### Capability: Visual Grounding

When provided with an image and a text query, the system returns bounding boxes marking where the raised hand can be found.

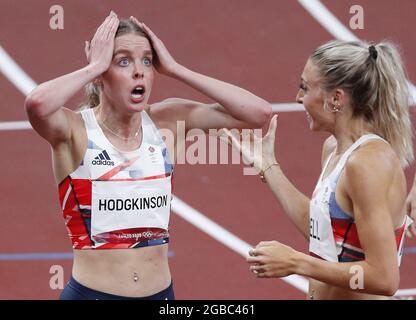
[129,16,180,76]
[222,115,278,172]
[85,11,119,73]
[246,240,297,278]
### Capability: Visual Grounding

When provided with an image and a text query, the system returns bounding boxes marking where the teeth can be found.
[131,93,143,99]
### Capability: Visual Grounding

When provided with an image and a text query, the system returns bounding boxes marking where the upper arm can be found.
[344,146,399,271]
[149,98,263,133]
[25,96,73,147]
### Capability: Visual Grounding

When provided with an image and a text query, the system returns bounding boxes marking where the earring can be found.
[332,103,341,112]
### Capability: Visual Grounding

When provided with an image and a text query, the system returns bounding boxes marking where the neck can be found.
[96,101,143,141]
[332,116,374,155]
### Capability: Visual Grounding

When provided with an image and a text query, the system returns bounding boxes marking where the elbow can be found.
[380,276,400,297]
[251,102,272,128]
[373,272,400,297]
[24,89,46,118]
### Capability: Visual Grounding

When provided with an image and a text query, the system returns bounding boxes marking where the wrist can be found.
[259,158,279,183]
[292,251,310,277]
[85,62,107,77]
[168,63,187,78]
[261,157,278,171]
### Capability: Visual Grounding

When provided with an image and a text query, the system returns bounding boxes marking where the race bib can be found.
[91,177,171,245]
[309,182,339,262]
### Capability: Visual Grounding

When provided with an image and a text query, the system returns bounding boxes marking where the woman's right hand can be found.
[222,115,278,173]
[85,11,119,73]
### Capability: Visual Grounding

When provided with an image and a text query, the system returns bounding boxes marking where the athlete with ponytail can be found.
[225,40,413,299]
[24,11,271,299]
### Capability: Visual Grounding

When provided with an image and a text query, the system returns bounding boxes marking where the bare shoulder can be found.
[321,135,337,167]
[345,140,400,188]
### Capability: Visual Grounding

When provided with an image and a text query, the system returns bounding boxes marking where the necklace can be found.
[98,112,141,141]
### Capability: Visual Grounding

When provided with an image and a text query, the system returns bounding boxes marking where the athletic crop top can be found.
[309,134,412,264]
[58,108,173,249]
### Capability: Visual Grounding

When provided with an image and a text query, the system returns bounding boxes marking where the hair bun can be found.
[369,45,378,60]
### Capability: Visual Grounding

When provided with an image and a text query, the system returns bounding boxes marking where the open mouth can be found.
[131,86,145,100]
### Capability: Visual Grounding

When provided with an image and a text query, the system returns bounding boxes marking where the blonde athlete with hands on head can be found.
[25,11,271,300]
[224,40,413,300]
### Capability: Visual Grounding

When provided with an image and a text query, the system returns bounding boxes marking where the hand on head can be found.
[85,11,120,73]
[128,15,179,76]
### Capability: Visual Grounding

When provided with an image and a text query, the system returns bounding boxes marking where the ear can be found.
[93,76,103,87]
[331,88,346,106]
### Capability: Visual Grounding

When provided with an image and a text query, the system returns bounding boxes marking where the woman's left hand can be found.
[247,240,298,278]
[129,16,180,76]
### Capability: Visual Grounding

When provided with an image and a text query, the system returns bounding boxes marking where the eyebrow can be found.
[301,77,310,85]
[113,49,153,56]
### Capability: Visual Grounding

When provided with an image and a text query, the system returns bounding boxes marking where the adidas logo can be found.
[92,150,115,166]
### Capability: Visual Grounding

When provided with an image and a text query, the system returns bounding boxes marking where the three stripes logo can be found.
[92,150,115,166]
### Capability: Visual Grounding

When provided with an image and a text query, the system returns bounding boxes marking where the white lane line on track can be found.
[0,103,304,131]
[0,121,32,130]
[172,196,309,293]
[0,46,36,96]
[297,0,416,104]
[395,288,416,297]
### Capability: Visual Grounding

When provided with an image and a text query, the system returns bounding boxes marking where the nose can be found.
[133,64,144,79]
[296,89,303,104]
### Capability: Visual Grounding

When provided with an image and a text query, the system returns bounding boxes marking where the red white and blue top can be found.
[58,108,173,249]
[309,134,412,264]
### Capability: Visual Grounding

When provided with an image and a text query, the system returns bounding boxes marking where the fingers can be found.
[246,255,262,264]
[256,240,279,248]
[249,265,270,278]
[84,41,91,62]
[92,11,117,45]
[222,128,243,152]
[140,22,155,37]
[108,15,120,40]
[129,16,140,26]
[103,13,118,41]
[265,114,278,138]
[85,40,90,54]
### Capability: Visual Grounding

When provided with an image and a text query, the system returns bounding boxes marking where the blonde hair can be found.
[82,19,153,109]
[310,40,413,167]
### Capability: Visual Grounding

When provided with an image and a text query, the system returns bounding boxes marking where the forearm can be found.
[171,65,271,127]
[294,251,398,296]
[25,63,104,118]
[263,163,310,238]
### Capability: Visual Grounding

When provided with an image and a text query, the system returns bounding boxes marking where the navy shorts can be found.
[60,276,175,300]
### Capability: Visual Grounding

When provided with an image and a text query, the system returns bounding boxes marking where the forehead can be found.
[302,59,320,83]
[114,34,152,54]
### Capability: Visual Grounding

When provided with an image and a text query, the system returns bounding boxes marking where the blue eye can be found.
[143,57,152,66]
[119,58,129,66]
